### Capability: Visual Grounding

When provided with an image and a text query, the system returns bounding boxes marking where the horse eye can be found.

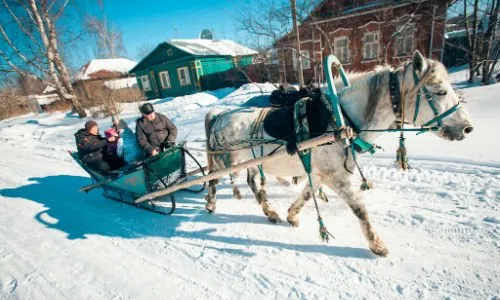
[435,90,447,96]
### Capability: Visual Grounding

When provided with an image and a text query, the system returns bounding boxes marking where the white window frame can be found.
[334,37,350,63]
[159,71,171,89]
[140,75,151,91]
[177,66,191,86]
[292,50,311,71]
[394,25,415,56]
[363,31,379,60]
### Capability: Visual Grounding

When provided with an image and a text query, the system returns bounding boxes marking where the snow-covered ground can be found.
[0,75,499,299]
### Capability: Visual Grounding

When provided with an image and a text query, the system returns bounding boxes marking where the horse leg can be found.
[326,175,388,257]
[246,168,281,223]
[286,175,321,227]
[205,179,218,213]
[230,173,242,200]
[205,154,224,213]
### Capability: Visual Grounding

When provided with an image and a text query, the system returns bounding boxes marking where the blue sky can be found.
[103,0,247,61]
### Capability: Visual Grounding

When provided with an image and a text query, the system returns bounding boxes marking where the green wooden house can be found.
[129,39,257,99]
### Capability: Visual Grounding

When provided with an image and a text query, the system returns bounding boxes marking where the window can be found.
[292,50,311,71]
[177,67,191,86]
[140,75,151,91]
[363,32,379,60]
[394,25,414,56]
[334,37,349,63]
[159,71,171,89]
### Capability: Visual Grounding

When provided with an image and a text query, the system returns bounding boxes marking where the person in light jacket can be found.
[113,119,144,164]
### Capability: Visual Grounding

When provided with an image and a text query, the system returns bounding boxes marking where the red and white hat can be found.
[104,128,119,138]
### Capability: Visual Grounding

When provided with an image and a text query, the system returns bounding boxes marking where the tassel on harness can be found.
[395,132,410,170]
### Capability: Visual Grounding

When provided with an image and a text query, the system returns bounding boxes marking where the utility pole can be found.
[290,0,304,88]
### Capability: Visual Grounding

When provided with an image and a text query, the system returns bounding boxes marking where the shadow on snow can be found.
[0,174,374,259]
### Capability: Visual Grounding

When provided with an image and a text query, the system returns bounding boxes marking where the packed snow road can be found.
[0,82,499,299]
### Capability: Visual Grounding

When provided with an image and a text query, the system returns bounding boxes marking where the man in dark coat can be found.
[75,120,122,173]
[136,103,177,156]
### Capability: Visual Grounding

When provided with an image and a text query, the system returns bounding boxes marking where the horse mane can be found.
[335,65,393,125]
[365,67,392,124]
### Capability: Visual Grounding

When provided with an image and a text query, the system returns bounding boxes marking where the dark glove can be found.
[286,140,298,156]
[160,141,175,152]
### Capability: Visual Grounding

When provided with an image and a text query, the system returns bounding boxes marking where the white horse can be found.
[204,51,473,256]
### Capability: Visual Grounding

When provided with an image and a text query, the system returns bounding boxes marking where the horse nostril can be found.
[463,126,473,134]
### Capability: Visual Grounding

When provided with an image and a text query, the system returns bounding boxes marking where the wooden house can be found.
[277,0,449,83]
[73,58,139,106]
[129,39,258,99]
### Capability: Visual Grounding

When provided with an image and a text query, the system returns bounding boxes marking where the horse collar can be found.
[389,72,402,119]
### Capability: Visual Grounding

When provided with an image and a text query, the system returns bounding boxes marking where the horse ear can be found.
[412,50,427,74]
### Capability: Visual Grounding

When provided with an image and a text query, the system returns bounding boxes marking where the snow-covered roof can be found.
[167,39,258,57]
[445,29,468,39]
[27,94,60,105]
[74,58,137,81]
[42,85,56,94]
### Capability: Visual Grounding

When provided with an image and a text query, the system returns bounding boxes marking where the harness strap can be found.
[293,97,334,241]
[389,72,403,118]
[250,108,270,183]
[413,89,421,124]
[423,102,462,127]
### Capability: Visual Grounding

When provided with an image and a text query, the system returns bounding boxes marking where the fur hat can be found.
[85,120,98,131]
[140,103,154,115]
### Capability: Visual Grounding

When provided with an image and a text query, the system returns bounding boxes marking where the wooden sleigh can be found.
[70,55,349,215]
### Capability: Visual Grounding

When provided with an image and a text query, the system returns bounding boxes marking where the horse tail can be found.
[205,108,221,174]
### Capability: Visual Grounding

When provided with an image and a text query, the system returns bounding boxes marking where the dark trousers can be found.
[85,155,125,174]
[105,153,126,170]
[86,160,112,173]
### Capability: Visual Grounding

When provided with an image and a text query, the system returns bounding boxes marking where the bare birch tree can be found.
[86,16,127,59]
[290,0,305,87]
[0,0,87,117]
[136,43,154,61]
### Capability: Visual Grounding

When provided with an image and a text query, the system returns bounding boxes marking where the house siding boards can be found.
[277,0,448,83]
[200,57,235,75]
[131,40,256,99]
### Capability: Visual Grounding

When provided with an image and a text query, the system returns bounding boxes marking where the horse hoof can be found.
[287,217,299,227]
[369,238,389,257]
[206,203,216,213]
[266,211,281,224]
[370,246,389,257]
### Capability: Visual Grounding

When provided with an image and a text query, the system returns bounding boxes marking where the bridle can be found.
[392,62,463,130]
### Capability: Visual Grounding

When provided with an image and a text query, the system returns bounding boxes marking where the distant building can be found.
[27,84,67,113]
[443,14,500,68]
[129,39,258,99]
[73,58,139,105]
[74,58,137,81]
[276,0,448,83]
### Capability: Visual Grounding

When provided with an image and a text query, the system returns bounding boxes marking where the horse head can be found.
[402,50,473,141]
